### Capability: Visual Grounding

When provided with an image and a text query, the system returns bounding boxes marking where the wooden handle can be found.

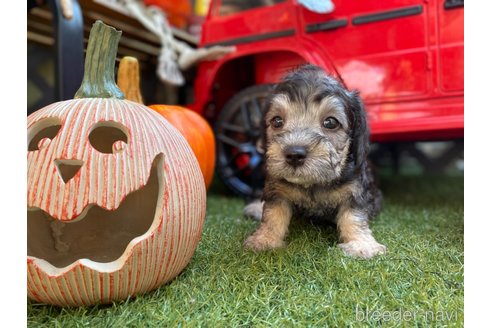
[117,56,144,104]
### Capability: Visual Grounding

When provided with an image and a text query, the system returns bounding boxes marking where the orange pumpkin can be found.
[116,57,216,190]
[149,105,216,189]
[143,0,192,29]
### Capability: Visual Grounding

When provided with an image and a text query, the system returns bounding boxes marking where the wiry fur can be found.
[243,65,386,259]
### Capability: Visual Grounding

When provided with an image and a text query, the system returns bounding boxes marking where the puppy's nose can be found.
[285,146,307,167]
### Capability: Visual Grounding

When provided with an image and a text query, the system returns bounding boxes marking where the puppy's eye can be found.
[323,117,340,130]
[271,116,284,129]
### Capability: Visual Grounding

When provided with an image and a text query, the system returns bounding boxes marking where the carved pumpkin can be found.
[27,21,206,307]
[149,105,216,189]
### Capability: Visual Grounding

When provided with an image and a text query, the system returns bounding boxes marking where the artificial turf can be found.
[27,174,464,327]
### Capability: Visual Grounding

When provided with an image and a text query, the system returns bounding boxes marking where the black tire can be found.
[215,84,273,199]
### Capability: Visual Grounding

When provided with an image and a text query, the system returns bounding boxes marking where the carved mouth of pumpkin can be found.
[27,154,164,269]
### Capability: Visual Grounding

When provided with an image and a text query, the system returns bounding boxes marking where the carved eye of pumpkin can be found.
[88,121,129,154]
[28,117,62,151]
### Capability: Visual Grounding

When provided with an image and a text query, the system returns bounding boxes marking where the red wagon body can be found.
[189,0,464,197]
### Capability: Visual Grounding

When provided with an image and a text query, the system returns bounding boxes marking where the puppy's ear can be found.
[348,91,370,170]
[260,91,277,153]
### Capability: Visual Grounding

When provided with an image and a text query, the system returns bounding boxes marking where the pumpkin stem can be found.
[74,20,124,99]
[117,56,144,104]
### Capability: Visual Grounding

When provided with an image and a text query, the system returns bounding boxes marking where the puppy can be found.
[243,65,386,259]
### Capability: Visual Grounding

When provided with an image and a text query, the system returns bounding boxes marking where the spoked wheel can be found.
[215,84,273,199]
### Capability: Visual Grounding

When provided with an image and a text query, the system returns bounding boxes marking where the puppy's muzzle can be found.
[284,145,308,167]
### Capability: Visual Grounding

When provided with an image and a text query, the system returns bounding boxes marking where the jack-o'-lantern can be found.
[27,21,206,307]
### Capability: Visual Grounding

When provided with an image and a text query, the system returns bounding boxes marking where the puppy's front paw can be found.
[243,233,286,251]
[338,240,387,259]
[243,200,263,221]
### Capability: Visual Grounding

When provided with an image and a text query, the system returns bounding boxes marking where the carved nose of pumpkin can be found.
[55,159,84,183]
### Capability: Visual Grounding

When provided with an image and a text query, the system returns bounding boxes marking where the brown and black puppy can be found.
[243,64,386,259]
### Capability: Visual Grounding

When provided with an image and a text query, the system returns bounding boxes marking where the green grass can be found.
[28,174,464,327]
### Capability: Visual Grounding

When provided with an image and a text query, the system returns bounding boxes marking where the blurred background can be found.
[27,0,464,198]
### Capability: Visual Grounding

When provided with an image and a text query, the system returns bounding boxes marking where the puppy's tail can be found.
[243,200,263,221]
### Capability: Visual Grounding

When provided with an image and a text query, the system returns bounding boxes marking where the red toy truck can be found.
[189,0,464,198]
